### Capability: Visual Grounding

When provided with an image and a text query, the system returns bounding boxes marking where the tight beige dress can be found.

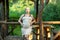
[21,14,34,36]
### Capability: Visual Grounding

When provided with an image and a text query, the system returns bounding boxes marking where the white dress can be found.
[21,15,33,35]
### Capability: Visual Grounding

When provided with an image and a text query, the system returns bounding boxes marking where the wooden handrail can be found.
[43,21,60,24]
[0,21,60,24]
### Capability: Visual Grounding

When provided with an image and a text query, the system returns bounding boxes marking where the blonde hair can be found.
[25,7,30,10]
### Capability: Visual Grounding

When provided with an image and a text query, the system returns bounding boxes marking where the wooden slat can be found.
[53,32,60,40]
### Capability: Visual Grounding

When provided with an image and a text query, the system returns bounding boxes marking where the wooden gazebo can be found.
[0,0,60,40]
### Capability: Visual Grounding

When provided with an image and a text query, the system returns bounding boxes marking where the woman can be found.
[18,7,35,40]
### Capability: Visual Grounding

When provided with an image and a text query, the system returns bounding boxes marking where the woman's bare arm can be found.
[31,15,36,24]
[18,14,24,25]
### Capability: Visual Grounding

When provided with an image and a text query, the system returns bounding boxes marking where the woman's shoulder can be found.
[30,14,33,17]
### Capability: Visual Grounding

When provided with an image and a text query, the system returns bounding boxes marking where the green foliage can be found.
[42,3,60,21]
[9,0,35,19]
[9,25,22,36]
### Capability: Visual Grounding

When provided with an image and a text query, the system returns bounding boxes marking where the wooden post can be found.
[38,0,44,40]
[36,27,40,40]
[0,1,4,40]
[36,0,38,21]
[46,27,51,40]
[1,0,9,39]
[4,0,9,36]
[0,0,6,40]
[35,0,39,40]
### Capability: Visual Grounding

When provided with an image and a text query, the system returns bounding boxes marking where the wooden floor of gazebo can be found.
[0,35,36,40]
[4,36,23,40]
[4,36,36,40]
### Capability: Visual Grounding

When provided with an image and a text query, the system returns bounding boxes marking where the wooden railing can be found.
[0,21,60,24]
[0,21,60,40]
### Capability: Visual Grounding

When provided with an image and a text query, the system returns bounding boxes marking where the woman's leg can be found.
[29,33,33,40]
[25,35,29,40]
[22,35,27,40]
[25,34,33,40]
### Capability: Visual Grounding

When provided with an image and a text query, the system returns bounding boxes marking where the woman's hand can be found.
[20,23,24,26]
[30,21,35,26]
[30,22,33,26]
